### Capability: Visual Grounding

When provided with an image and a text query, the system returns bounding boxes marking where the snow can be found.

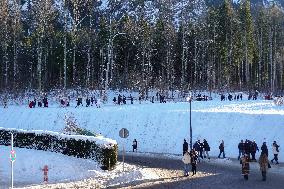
[0,127,117,148]
[0,96,283,187]
[0,145,158,189]
[0,99,283,162]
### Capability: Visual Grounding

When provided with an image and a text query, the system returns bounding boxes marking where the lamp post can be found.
[186,95,193,149]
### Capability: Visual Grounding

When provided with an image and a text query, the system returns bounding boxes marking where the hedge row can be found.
[0,128,117,170]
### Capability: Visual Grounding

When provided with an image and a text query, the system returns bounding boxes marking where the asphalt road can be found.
[117,154,284,189]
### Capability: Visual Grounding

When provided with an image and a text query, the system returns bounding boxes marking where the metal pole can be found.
[190,99,192,149]
[123,142,125,172]
[11,133,14,189]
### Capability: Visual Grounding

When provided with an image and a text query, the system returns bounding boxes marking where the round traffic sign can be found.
[119,128,129,138]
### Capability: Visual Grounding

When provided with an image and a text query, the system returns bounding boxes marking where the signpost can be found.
[119,128,129,172]
[42,165,49,183]
[10,133,16,189]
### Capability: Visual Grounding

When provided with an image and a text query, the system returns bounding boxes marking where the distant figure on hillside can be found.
[132,139,138,152]
[240,94,243,100]
[240,154,250,180]
[183,139,189,155]
[113,97,117,104]
[33,98,36,108]
[221,94,225,101]
[96,98,101,108]
[91,97,94,106]
[218,140,225,158]
[151,96,154,103]
[38,101,42,107]
[3,97,8,108]
[259,152,270,181]
[43,97,48,108]
[130,95,133,104]
[118,94,122,105]
[76,97,83,108]
[123,95,127,104]
[271,141,280,164]
[86,97,91,107]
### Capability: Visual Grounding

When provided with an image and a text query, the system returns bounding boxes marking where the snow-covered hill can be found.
[0,99,283,162]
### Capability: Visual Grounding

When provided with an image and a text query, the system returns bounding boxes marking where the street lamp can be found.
[186,94,193,149]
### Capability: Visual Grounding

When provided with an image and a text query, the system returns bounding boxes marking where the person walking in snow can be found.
[240,154,250,180]
[86,97,91,107]
[244,139,251,160]
[203,139,210,159]
[238,140,245,160]
[190,149,198,176]
[259,152,270,181]
[183,139,188,155]
[251,140,259,162]
[197,140,204,159]
[130,94,133,104]
[218,140,225,158]
[271,141,280,164]
[261,142,269,157]
[182,151,191,177]
[132,139,137,152]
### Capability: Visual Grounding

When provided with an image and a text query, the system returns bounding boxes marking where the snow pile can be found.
[0,146,158,189]
[0,127,117,148]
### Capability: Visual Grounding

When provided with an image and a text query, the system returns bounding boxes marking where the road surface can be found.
[116,153,284,189]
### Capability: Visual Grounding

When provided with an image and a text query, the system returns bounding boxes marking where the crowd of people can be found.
[28,96,49,108]
[182,139,280,181]
[220,93,243,101]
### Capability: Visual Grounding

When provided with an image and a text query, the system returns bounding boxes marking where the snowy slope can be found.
[0,99,283,162]
[0,146,158,189]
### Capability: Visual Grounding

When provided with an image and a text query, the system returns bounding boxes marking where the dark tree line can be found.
[0,0,283,96]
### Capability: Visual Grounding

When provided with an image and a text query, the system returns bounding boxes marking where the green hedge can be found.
[0,128,117,170]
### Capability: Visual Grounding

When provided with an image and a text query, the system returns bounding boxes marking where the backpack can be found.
[276,145,279,152]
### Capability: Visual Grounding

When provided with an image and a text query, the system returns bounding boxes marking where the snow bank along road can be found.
[117,153,284,189]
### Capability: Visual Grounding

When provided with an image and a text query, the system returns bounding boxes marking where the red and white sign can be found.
[42,165,49,183]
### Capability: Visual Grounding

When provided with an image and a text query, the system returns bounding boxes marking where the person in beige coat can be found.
[259,152,270,181]
[182,151,191,176]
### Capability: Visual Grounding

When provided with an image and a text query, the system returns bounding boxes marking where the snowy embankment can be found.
[0,99,283,162]
[0,145,158,189]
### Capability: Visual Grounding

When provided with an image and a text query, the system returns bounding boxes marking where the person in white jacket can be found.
[271,141,280,164]
[182,151,191,176]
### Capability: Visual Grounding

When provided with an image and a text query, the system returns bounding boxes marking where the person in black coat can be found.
[86,97,91,107]
[251,141,259,161]
[118,94,122,105]
[244,140,251,160]
[238,140,245,160]
[261,142,269,157]
[190,149,198,176]
[132,139,138,152]
[218,140,225,158]
[203,139,210,159]
[183,139,189,155]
